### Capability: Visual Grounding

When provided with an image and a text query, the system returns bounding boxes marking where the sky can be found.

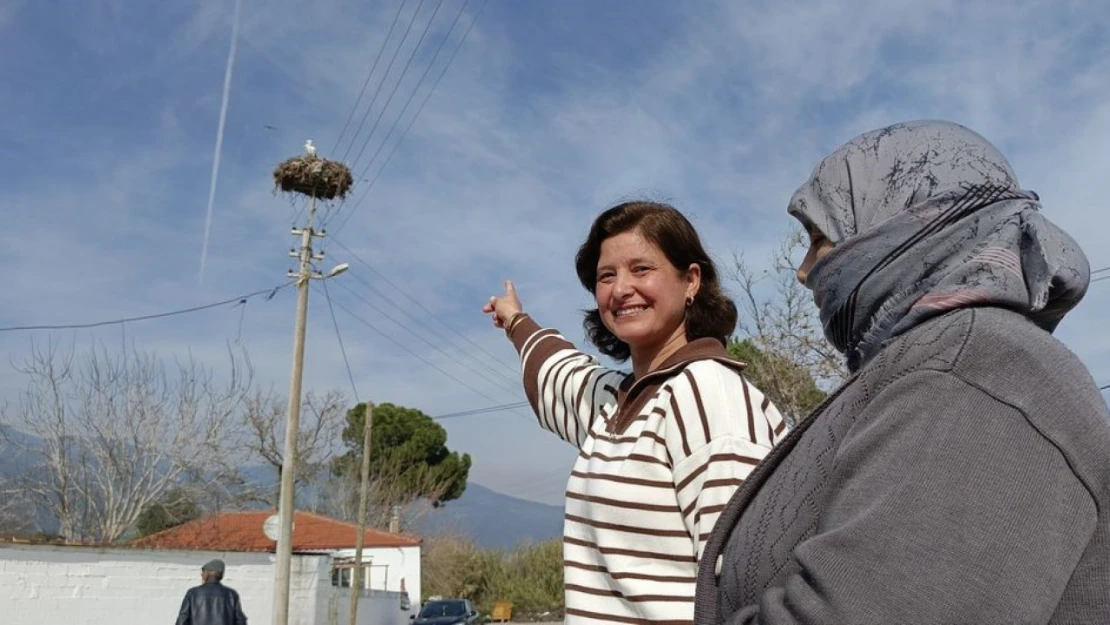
[1,0,1109,506]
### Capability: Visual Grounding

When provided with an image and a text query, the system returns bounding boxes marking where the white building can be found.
[132,510,421,601]
[0,510,422,625]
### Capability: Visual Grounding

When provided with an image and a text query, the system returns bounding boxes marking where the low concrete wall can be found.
[322,588,416,625]
[0,543,414,625]
[0,543,328,625]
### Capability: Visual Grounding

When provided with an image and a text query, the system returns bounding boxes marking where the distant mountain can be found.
[0,426,563,548]
[415,482,563,550]
[181,466,566,550]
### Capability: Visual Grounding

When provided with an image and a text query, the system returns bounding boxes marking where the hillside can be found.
[414,482,563,550]
[0,426,563,548]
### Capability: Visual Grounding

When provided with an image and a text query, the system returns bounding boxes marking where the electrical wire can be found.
[322,285,513,405]
[336,264,518,385]
[341,0,463,184]
[0,283,292,333]
[348,0,447,172]
[328,0,488,238]
[330,0,410,156]
[339,0,429,163]
[341,274,520,385]
[321,277,361,403]
[329,236,519,377]
[327,0,471,225]
[330,278,519,394]
[323,287,535,425]
[432,401,530,420]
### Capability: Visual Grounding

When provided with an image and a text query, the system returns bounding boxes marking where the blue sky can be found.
[1,0,1109,506]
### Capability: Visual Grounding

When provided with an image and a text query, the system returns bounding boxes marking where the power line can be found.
[432,401,530,420]
[339,269,520,386]
[348,0,447,172]
[322,285,535,425]
[344,0,470,180]
[339,0,467,199]
[326,0,488,237]
[330,278,519,395]
[330,0,410,156]
[341,0,473,191]
[0,283,291,333]
[1093,275,1110,284]
[328,236,519,377]
[1092,267,1109,275]
[332,253,519,385]
[339,0,429,164]
[329,0,488,238]
[323,286,511,405]
[321,277,360,403]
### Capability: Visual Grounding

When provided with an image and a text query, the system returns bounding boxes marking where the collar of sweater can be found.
[608,337,747,434]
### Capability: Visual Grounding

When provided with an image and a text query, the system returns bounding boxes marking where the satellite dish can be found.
[263,514,289,542]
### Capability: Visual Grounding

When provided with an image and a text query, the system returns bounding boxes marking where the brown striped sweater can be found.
[509,317,786,625]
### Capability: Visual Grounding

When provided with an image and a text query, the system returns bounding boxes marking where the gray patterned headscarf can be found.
[789,120,1090,372]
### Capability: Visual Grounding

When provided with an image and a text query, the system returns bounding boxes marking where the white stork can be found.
[304,139,317,157]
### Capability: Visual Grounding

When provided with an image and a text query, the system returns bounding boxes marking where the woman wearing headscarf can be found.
[694,121,1110,625]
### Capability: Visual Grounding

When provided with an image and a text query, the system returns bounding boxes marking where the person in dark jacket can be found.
[176,559,248,625]
[695,120,1110,624]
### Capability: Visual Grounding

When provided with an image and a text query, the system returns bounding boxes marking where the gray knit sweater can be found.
[694,307,1110,625]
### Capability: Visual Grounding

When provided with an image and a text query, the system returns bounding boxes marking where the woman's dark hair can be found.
[574,200,737,361]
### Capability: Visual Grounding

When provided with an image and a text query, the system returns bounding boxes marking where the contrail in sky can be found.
[199,0,242,282]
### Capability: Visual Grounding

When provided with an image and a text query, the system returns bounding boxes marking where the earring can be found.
[685,296,694,307]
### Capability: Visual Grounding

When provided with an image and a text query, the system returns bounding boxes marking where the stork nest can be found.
[272,155,354,200]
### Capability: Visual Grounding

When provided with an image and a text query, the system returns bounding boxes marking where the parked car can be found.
[411,599,481,625]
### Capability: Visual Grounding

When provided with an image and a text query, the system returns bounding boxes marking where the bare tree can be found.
[0,340,251,543]
[313,453,460,532]
[0,472,29,535]
[0,429,28,534]
[241,388,347,507]
[731,229,849,422]
[420,534,487,600]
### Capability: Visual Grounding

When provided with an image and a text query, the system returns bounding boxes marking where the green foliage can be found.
[728,339,827,421]
[487,540,564,614]
[136,487,201,537]
[334,402,471,507]
[421,536,564,617]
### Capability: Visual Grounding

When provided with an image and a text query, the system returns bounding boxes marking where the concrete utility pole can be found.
[272,195,350,625]
[349,402,375,625]
[272,195,320,625]
[270,142,352,625]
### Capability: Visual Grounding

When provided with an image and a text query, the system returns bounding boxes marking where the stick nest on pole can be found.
[272,155,354,201]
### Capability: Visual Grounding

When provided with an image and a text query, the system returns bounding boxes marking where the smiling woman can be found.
[482,200,786,625]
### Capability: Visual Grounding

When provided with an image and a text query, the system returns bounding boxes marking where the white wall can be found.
[323,589,416,625]
[330,545,421,605]
[0,544,413,625]
[0,544,329,625]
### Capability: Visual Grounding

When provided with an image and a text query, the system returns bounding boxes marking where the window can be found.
[330,560,370,588]
[330,566,351,588]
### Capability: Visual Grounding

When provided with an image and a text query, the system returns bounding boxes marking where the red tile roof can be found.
[130,511,420,552]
